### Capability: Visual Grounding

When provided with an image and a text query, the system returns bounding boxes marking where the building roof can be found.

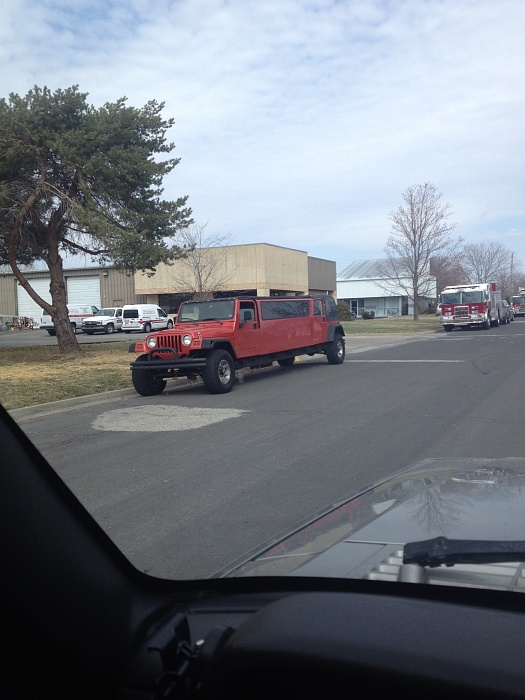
[337,259,388,280]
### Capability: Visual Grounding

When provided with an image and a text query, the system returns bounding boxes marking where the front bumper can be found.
[130,347,207,373]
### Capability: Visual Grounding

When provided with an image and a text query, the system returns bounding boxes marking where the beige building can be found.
[0,243,336,321]
[136,243,335,309]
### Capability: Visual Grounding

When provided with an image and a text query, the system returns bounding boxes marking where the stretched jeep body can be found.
[129,295,345,395]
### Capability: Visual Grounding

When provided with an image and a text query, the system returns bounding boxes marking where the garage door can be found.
[17,278,52,324]
[66,276,101,308]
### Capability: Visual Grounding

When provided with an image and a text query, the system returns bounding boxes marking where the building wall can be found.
[0,267,135,317]
[308,256,337,295]
[134,243,314,297]
[1,244,336,316]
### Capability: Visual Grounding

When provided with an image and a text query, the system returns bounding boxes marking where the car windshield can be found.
[1,3,524,597]
[178,300,235,322]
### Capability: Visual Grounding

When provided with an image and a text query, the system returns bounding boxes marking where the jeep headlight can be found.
[182,334,192,346]
[147,337,157,349]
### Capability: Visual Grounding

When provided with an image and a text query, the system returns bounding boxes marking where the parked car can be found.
[129,295,345,395]
[81,307,123,334]
[435,303,442,316]
[40,304,99,335]
[121,304,173,333]
[501,299,514,323]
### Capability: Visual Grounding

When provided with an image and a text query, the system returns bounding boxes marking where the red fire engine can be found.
[440,282,502,332]
[510,289,525,318]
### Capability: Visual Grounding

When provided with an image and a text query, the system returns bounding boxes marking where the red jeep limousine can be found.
[129,295,345,395]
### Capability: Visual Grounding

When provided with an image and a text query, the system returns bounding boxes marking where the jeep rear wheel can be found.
[278,356,295,367]
[203,349,235,393]
[132,355,166,396]
[326,334,345,364]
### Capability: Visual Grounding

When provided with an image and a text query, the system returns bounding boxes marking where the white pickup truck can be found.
[81,307,123,334]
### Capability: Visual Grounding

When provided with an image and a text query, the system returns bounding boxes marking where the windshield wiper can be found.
[403,536,525,568]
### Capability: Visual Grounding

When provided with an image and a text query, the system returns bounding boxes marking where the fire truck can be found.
[440,282,502,332]
[510,289,525,317]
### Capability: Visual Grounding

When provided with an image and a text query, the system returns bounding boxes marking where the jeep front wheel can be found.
[132,355,166,396]
[203,349,235,393]
[326,334,345,364]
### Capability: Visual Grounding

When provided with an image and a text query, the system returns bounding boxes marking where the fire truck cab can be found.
[511,289,525,318]
[440,282,502,332]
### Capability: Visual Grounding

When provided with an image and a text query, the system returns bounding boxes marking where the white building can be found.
[337,259,436,317]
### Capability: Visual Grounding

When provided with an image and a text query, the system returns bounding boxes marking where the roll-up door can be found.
[17,278,51,324]
[66,276,101,308]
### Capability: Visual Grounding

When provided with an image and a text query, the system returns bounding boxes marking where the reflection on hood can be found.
[224,459,525,591]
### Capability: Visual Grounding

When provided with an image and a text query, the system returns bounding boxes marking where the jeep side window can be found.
[239,301,256,324]
[314,299,323,316]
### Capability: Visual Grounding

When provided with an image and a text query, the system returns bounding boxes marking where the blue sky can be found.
[1,0,524,272]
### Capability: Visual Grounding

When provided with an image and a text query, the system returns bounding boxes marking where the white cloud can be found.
[1,0,524,270]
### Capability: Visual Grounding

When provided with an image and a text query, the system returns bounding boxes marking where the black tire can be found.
[166,320,173,329]
[85,331,95,335]
[278,356,295,367]
[47,329,56,336]
[104,323,114,334]
[326,334,345,364]
[143,322,152,333]
[203,349,235,393]
[482,318,490,330]
[124,331,131,334]
[443,325,453,332]
[132,356,166,396]
[492,316,500,328]
[71,323,77,334]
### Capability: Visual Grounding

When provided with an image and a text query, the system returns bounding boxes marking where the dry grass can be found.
[0,342,133,411]
[342,315,442,334]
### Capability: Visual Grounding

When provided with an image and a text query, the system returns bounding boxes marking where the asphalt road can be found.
[11,320,525,579]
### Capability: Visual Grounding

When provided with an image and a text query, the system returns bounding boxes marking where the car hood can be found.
[224,458,525,588]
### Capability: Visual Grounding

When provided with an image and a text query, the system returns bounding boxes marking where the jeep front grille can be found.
[157,334,183,354]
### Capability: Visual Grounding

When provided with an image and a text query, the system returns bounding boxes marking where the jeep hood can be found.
[223,458,525,589]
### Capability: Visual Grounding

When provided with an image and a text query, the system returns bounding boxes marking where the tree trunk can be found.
[48,254,81,355]
[413,281,419,321]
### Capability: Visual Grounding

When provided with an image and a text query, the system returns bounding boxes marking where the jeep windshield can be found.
[177,300,235,323]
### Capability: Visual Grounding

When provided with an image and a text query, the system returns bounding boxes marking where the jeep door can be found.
[236,301,258,357]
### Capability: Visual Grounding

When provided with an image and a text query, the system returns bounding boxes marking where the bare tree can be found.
[460,241,514,288]
[493,251,524,299]
[170,222,233,300]
[379,183,459,319]
[430,255,466,297]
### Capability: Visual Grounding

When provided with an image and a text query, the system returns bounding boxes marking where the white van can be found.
[40,305,99,336]
[121,305,173,333]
